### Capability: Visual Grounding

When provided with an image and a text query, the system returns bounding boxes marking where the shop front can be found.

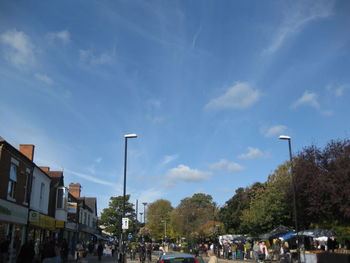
[0,199,28,263]
[28,211,56,244]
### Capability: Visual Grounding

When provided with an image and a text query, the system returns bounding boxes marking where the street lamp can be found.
[119,133,137,263]
[142,202,148,224]
[279,135,300,262]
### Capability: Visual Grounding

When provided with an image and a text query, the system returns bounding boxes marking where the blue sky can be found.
[1,0,350,215]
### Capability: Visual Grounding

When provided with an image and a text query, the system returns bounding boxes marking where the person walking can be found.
[208,250,218,263]
[97,242,104,261]
[60,239,69,263]
[253,241,260,262]
[17,240,35,263]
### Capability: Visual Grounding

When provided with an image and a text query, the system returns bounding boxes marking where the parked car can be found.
[158,253,205,263]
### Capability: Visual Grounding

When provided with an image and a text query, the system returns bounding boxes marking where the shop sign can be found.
[29,212,56,229]
[55,220,65,228]
[0,199,28,224]
[29,211,39,222]
[65,222,77,230]
[67,202,77,214]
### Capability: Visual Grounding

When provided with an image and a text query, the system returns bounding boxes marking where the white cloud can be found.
[326,83,350,97]
[0,29,35,68]
[66,169,118,188]
[165,165,212,187]
[79,49,114,66]
[238,147,266,159]
[292,90,333,116]
[160,154,179,166]
[205,82,260,110]
[262,125,287,138]
[292,91,320,109]
[263,0,334,54]
[34,73,54,85]
[209,159,244,173]
[46,30,71,45]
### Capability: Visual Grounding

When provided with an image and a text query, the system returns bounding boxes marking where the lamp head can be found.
[279,135,291,140]
[124,133,138,138]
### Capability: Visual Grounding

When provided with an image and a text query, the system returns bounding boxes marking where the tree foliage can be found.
[99,195,136,237]
[294,140,350,228]
[145,199,173,240]
[218,183,264,233]
[172,193,217,239]
[239,163,293,234]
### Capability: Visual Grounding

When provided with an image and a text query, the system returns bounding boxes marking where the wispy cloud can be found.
[46,30,71,45]
[165,164,212,187]
[263,0,334,54]
[292,90,320,109]
[326,83,350,97]
[292,90,333,116]
[66,169,118,188]
[205,82,261,110]
[0,29,35,68]
[79,48,115,66]
[238,147,267,159]
[262,125,287,138]
[209,159,244,173]
[160,154,179,166]
[34,73,54,85]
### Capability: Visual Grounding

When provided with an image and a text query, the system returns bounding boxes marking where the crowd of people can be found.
[193,240,292,262]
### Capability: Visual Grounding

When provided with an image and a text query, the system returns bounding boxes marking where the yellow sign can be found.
[29,211,56,229]
[55,220,65,228]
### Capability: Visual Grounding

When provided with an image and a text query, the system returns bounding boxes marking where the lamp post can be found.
[279,135,299,262]
[119,133,137,263]
[142,202,148,224]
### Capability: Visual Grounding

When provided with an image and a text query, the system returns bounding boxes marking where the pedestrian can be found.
[41,239,57,263]
[60,239,68,263]
[207,250,218,263]
[0,236,10,263]
[259,241,268,261]
[97,242,104,261]
[253,241,260,262]
[17,239,35,263]
[280,241,291,263]
[75,241,83,262]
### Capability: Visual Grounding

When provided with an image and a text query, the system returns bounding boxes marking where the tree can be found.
[239,163,293,235]
[294,140,350,229]
[171,193,217,240]
[99,195,136,237]
[218,183,264,233]
[145,199,173,240]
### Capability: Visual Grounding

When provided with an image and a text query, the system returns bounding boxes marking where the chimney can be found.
[69,183,81,198]
[40,167,50,172]
[19,144,35,161]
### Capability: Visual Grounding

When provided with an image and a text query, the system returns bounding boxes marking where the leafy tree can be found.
[294,140,350,229]
[145,199,173,240]
[239,163,293,235]
[171,193,217,240]
[218,183,264,233]
[99,195,136,237]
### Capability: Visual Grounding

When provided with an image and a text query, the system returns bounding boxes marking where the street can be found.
[69,254,256,263]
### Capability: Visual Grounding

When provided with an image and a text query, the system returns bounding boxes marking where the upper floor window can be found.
[23,168,31,204]
[7,162,18,200]
[56,187,67,209]
[39,183,45,209]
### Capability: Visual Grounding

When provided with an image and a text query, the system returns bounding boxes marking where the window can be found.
[7,163,18,200]
[84,212,87,225]
[56,188,64,209]
[23,168,31,204]
[39,183,45,209]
